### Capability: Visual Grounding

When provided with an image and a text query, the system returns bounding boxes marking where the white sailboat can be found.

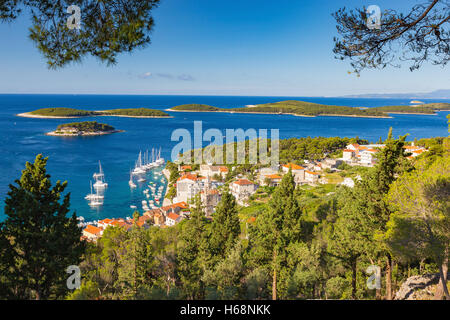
[93,161,108,189]
[89,187,103,207]
[129,171,136,188]
[85,181,104,200]
[132,151,146,175]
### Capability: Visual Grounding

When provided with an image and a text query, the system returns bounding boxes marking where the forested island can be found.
[167,100,450,118]
[18,107,171,118]
[46,121,122,136]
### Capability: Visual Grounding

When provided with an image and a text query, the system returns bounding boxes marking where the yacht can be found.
[93,161,108,189]
[128,171,136,188]
[132,151,146,175]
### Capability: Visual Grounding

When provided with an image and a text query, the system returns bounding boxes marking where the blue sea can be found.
[0,94,449,222]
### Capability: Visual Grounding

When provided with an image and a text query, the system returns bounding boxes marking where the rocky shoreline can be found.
[46,130,124,137]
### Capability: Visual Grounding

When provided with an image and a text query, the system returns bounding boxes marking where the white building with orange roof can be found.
[166,212,182,227]
[230,179,258,205]
[200,164,229,179]
[305,170,320,184]
[82,225,103,241]
[175,173,206,203]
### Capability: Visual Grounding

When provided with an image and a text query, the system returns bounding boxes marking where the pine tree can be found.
[249,170,302,299]
[386,156,450,300]
[0,154,85,299]
[208,191,241,263]
[177,196,208,299]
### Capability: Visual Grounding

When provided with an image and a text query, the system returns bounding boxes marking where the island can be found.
[167,100,390,118]
[46,121,123,136]
[167,104,220,112]
[371,103,450,115]
[18,107,171,119]
[166,100,450,118]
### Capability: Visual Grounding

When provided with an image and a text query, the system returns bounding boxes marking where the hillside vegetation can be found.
[56,121,115,133]
[29,108,98,117]
[27,107,169,117]
[371,105,437,114]
[103,108,169,117]
[230,100,386,117]
[170,104,220,111]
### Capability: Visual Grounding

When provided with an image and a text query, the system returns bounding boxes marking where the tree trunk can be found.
[435,256,449,300]
[272,250,277,300]
[386,254,393,300]
[376,259,381,300]
[351,259,357,299]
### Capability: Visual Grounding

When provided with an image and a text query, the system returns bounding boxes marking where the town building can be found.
[230,179,258,206]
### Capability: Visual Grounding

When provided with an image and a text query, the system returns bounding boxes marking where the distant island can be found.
[18,107,171,119]
[46,121,123,136]
[166,100,450,118]
[341,89,450,99]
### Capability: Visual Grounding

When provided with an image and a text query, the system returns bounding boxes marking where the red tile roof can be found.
[233,179,254,186]
[167,212,180,221]
[84,225,102,236]
[283,163,305,170]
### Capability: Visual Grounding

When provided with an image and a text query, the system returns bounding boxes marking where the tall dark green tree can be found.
[249,170,303,299]
[177,196,208,299]
[208,191,241,264]
[0,154,85,299]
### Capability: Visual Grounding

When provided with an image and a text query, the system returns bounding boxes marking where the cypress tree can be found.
[0,154,85,299]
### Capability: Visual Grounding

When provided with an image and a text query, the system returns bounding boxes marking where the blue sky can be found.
[0,0,448,96]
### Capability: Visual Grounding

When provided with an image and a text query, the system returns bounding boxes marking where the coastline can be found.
[17,112,172,119]
[45,130,124,137]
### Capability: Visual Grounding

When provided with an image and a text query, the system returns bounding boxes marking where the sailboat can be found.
[85,181,103,200]
[132,151,146,175]
[156,147,164,166]
[129,171,136,188]
[88,187,103,207]
[93,161,108,189]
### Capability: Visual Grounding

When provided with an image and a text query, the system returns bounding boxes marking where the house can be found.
[201,189,221,216]
[230,179,257,205]
[166,212,182,227]
[282,163,305,174]
[175,173,206,203]
[321,159,343,170]
[343,149,355,161]
[83,225,103,241]
[264,174,282,187]
[153,212,165,227]
[359,149,379,166]
[136,215,152,229]
[305,171,320,184]
[200,165,229,179]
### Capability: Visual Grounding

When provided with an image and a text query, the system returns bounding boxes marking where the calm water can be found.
[0,94,449,221]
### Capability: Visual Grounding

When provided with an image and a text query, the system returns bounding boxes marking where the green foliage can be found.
[0,154,85,299]
[1,1,160,68]
[386,156,450,298]
[372,106,437,114]
[170,104,220,111]
[29,107,169,118]
[104,108,169,117]
[29,107,97,117]
[231,100,386,117]
[56,121,115,133]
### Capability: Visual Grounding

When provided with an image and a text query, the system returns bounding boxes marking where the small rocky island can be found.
[46,121,123,136]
